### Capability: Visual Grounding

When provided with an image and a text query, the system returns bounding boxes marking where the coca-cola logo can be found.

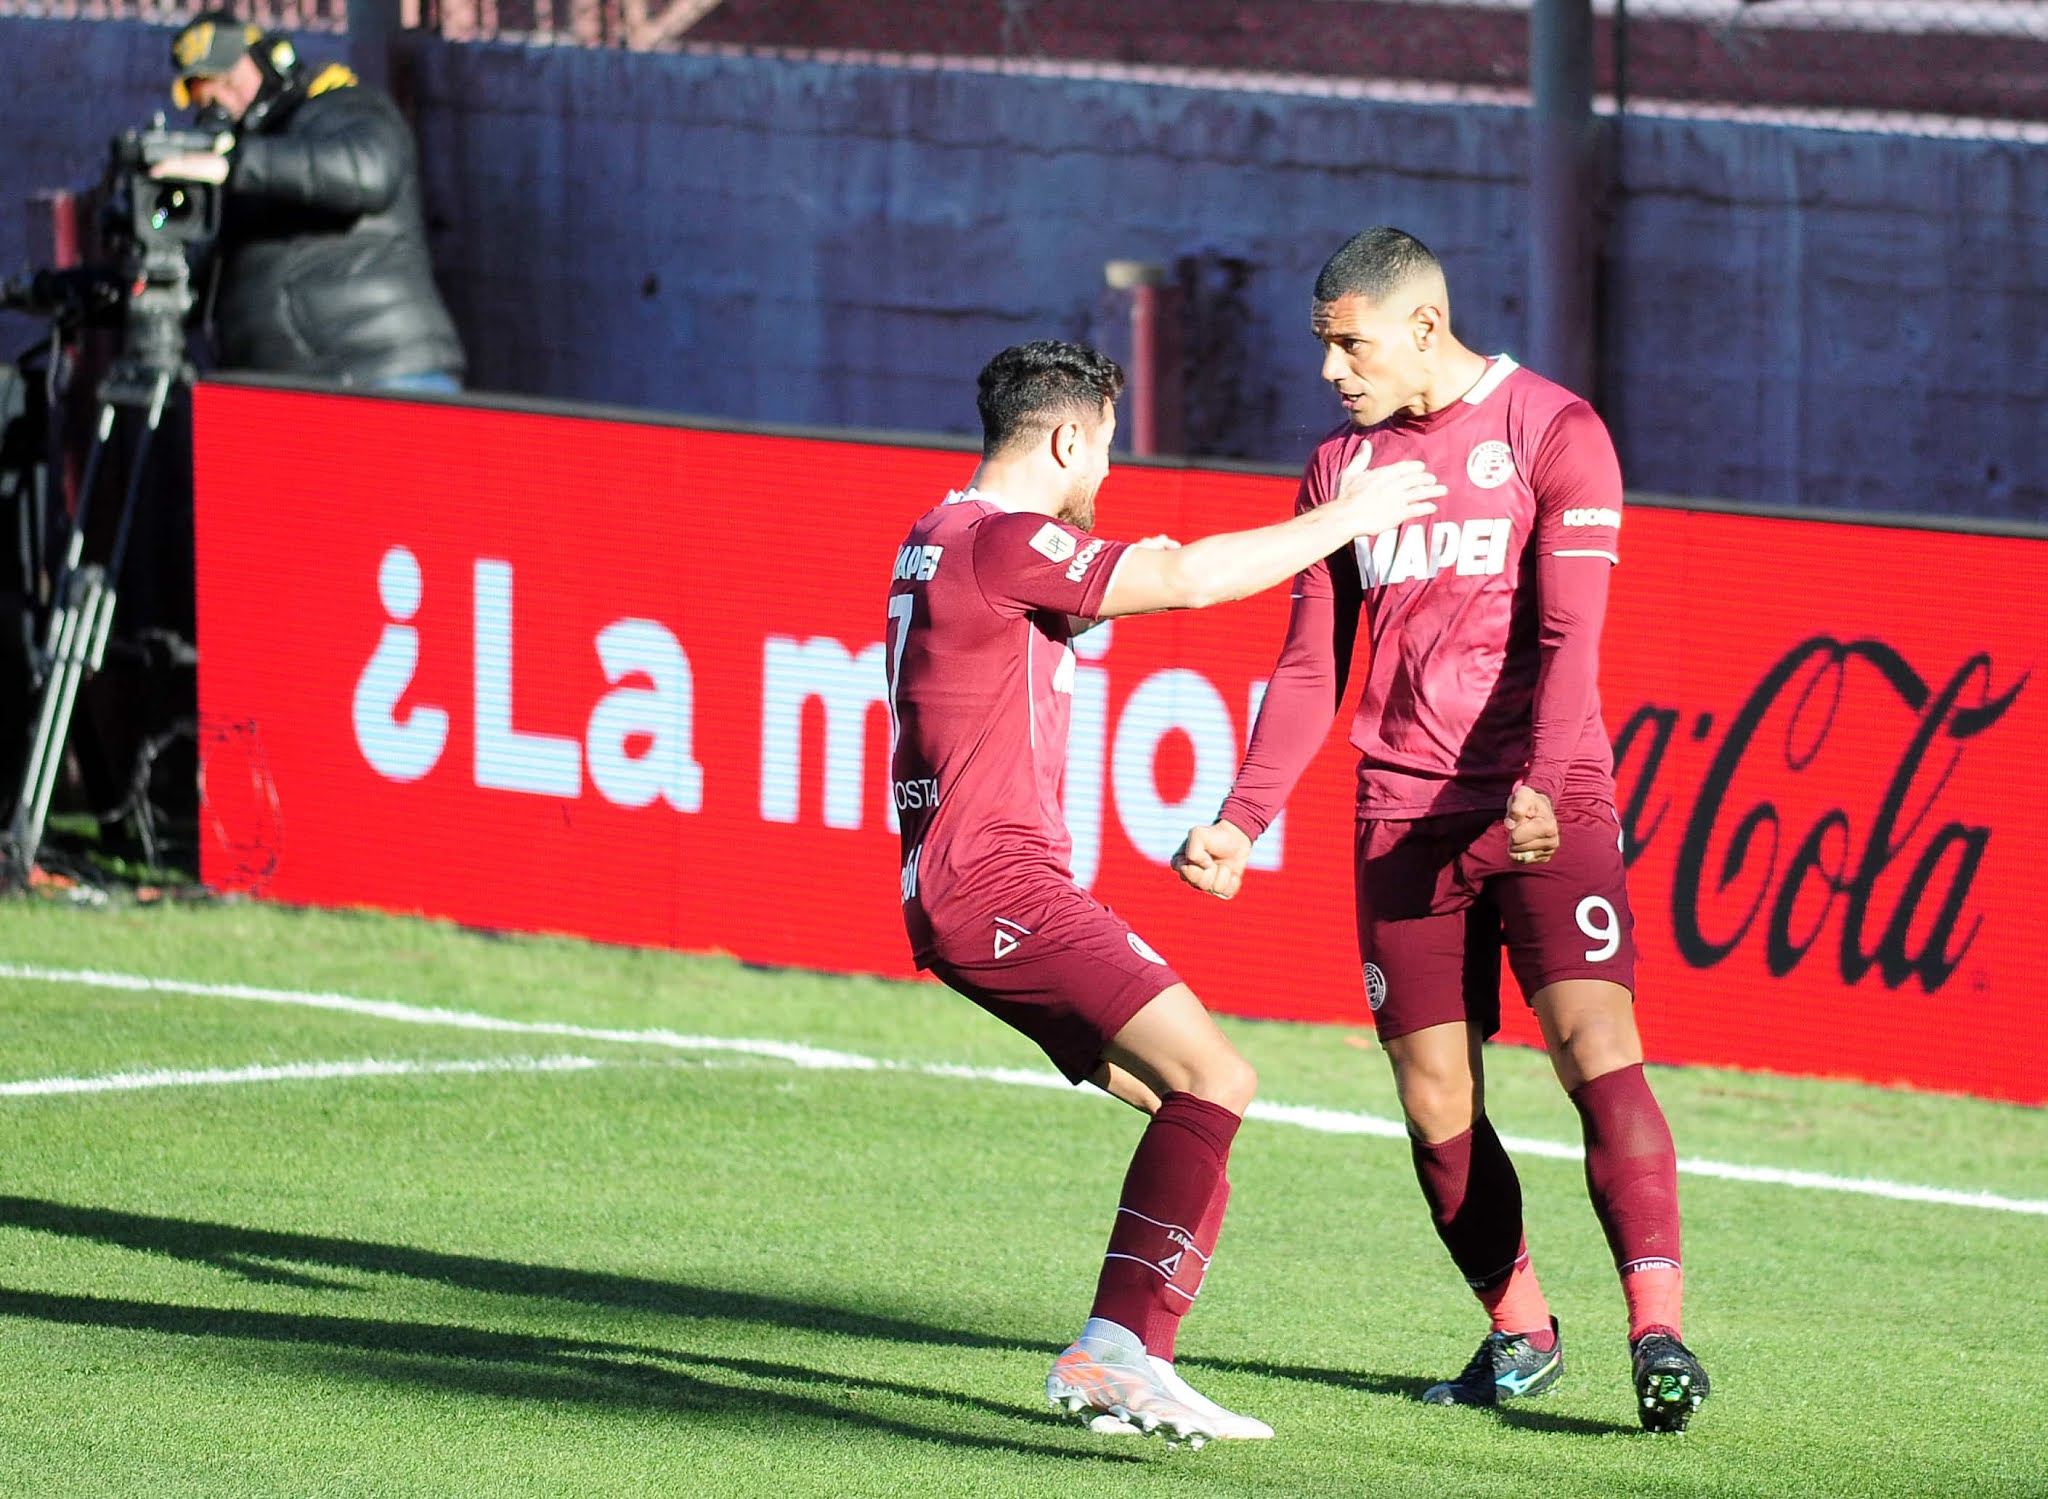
[1613,636,2027,993]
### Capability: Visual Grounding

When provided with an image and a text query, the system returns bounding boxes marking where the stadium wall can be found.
[190,382,2048,1106]
[2,16,2041,524]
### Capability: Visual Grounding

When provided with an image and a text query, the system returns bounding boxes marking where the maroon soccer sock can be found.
[1570,1063,1684,1338]
[1142,1177,1229,1362]
[1412,1117,1551,1335]
[1091,1092,1241,1353]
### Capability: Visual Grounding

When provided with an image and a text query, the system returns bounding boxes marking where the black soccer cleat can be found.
[1631,1327,1710,1433]
[1421,1317,1565,1406]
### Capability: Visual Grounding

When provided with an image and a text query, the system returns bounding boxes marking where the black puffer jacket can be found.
[210,71,465,385]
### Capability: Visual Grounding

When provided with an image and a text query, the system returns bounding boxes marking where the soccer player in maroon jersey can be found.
[887,339,1444,1444]
[1174,229,1710,1432]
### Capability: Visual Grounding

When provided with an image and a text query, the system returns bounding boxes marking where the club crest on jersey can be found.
[1363,962,1388,1011]
[1466,440,1515,489]
[1029,523,1077,562]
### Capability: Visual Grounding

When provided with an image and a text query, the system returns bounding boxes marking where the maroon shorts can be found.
[1353,803,1637,1041]
[921,882,1183,1083]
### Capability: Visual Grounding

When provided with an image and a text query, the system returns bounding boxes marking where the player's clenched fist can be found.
[1328,446,1445,540]
[1171,819,1254,901]
[1504,785,1560,865]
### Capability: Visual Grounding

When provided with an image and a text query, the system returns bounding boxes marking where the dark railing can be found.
[3,0,2043,130]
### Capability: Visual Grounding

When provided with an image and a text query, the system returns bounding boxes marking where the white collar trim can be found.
[1461,354,1519,406]
[944,485,1020,512]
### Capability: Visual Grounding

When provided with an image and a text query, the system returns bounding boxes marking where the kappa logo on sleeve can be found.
[1562,507,1623,528]
[1064,539,1107,582]
[1028,523,1078,563]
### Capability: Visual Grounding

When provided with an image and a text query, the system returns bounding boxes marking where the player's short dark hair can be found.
[975,340,1125,456]
[1313,227,1443,307]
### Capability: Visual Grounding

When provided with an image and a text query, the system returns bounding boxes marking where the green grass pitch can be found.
[1,898,2043,1497]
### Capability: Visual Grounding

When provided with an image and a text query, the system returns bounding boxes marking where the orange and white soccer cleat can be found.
[1046,1319,1219,1447]
[1083,1356,1273,1440]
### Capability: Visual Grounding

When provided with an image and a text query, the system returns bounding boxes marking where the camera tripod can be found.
[4,353,191,884]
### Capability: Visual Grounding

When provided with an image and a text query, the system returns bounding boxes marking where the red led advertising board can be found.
[192,383,2048,1104]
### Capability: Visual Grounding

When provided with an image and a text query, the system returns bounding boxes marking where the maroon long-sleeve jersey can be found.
[1219,355,1623,833]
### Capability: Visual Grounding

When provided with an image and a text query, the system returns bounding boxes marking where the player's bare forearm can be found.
[1160,520,1350,610]
[1098,461,1440,617]
[1099,510,1347,615]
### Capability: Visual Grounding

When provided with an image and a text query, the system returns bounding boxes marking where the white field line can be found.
[1249,1102,2048,1216]
[0,1055,602,1097]
[0,963,875,1071]
[4,962,2044,1218]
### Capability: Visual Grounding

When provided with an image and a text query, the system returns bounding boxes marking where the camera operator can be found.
[149,10,465,393]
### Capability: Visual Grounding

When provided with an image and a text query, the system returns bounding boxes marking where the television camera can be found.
[2,114,230,883]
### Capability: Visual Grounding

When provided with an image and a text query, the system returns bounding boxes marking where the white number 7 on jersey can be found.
[885,593,914,732]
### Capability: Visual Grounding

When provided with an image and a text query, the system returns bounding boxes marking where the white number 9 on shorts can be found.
[1575,896,1621,962]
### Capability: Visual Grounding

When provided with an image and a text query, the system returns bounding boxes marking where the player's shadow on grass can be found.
[6,1195,1561,1439]
[1200,1356,1636,1438]
[0,1196,1149,1463]
[0,1283,1149,1461]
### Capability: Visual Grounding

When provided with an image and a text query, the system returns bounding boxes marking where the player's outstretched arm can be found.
[1095,457,1441,618]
